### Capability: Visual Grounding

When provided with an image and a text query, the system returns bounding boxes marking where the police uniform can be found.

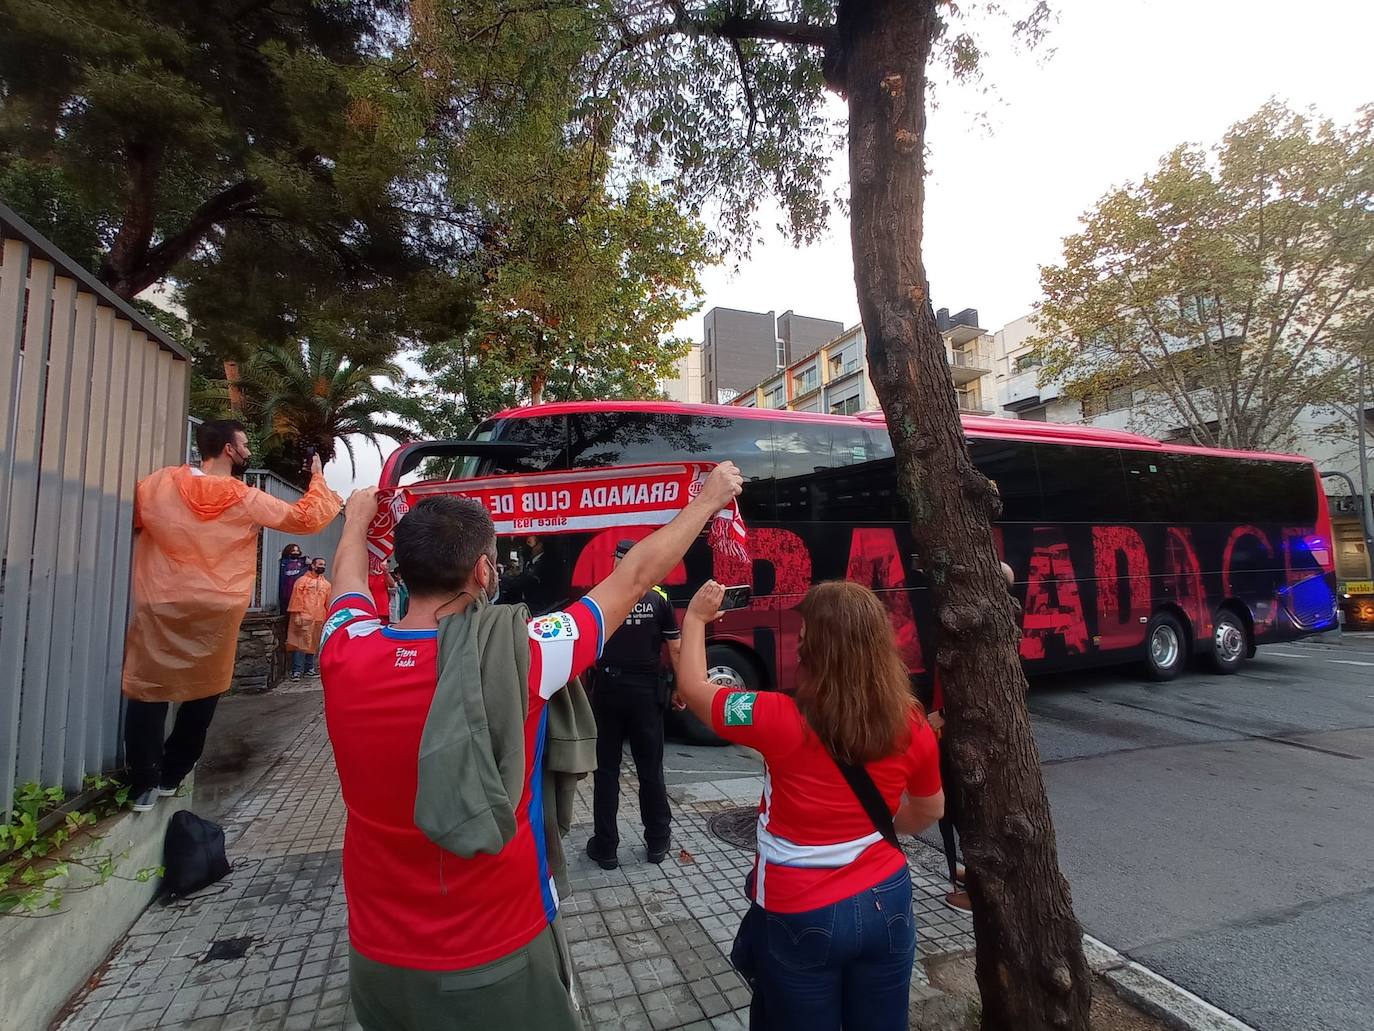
[586,566,679,869]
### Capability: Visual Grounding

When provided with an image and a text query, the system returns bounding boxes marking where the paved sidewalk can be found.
[59,693,973,1030]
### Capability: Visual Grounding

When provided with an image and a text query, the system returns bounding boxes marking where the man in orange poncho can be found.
[287,557,332,680]
[122,420,341,811]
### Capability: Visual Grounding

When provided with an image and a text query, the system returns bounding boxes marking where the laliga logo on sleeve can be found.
[528,612,579,641]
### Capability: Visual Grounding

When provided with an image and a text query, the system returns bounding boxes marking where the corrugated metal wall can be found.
[0,201,190,801]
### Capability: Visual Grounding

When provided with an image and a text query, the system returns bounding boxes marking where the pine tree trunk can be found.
[836,3,1092,1028]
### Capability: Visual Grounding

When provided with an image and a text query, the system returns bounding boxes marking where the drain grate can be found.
[201,936,255,963]
[707,806,758,850]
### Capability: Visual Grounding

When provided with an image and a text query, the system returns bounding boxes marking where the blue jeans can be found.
[743,866,916,1031]
[291,650,316,676]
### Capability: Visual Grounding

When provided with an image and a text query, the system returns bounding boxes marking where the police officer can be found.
[585,540,680,870]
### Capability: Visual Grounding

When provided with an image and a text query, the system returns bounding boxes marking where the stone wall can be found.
[232,613,287,693]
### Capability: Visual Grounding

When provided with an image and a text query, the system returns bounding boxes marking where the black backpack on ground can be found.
[162,810,231,899]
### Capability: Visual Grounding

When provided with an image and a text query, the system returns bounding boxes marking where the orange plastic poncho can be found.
[286,573,332,653]
[121,466,341,703]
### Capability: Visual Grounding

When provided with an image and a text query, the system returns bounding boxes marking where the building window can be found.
[794,367,819,394]
[776,339,786,369]
[830,394,861,416]
[1013,353,1043,373]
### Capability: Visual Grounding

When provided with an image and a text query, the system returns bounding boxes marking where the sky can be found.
[328,0,1374,494]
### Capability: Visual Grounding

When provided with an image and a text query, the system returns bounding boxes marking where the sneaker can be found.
[157,781,183,798]
[131,788,159,813]
[291,672,302,682]
[585,839,619,871]
[943,889,973,912]
[646,842,670,865]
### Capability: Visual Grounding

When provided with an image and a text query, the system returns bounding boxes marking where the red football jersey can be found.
[320,591,604,970]
[711,690,941,913]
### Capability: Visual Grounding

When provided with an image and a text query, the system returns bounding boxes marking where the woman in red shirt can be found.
[677,580,945,1030]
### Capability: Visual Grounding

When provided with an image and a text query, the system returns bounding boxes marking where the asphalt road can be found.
[1028,632,1374,1031]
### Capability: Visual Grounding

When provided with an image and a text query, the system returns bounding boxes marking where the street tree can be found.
[463,172,711,406]
[1033,102,1374,451]
[427,4,1087,1029]
[0,0,433,300]
[250,341,414,479]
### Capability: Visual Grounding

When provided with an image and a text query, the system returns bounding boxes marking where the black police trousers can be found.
[590,672,671,856]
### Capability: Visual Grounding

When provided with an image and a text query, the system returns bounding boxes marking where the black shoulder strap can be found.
[830,752,902,852]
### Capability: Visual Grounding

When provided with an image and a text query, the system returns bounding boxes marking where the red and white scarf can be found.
[366,462,748,564]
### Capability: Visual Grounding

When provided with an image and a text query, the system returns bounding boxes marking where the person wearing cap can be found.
[585,539,681,869]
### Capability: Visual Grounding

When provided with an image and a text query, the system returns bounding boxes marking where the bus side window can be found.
[1035,444,1129,522]
[773,423,835,521]
[487,416,568,474]
[567,412,775,521]
[968,438,1043,522]
[824,425,901,522]
[1122,451,1193,523]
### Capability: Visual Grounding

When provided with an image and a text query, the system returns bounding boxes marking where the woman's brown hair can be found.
[795,580,919,765]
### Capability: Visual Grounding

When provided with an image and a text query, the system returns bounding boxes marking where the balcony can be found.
[956,393,992,415]
[1001,369,1062,412]
[948,345,992,385]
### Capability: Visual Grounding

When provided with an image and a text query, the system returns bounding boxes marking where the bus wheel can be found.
[1210,609,1249,675]
[667,644,758,747]
[1144,612,1187,681]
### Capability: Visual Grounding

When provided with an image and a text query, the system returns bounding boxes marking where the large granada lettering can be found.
[1223,525,1276,630]
[1092,526,1150,650]
[1021,530,1090,660]
[713,527,812,611]
[1164,527,1209,637]
[845,528,924,672]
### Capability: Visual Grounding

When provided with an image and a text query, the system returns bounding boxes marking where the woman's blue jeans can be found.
[742,866,917,1030]
[290,650,316,676]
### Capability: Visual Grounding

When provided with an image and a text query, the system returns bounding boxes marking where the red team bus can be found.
[380,401,1338,738]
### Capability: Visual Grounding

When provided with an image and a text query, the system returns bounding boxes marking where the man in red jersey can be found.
[321,462,742,1031]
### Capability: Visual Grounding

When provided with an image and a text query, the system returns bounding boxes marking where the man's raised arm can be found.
[585,463,743,633]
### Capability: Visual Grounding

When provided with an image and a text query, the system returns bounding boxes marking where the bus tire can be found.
[1209,608,1249,675]
[1144,612,1187,681]
[667,644,760,747]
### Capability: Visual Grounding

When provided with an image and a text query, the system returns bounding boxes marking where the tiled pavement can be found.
[59,693,973,1030]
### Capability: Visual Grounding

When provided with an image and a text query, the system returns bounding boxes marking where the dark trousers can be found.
[590,674,671,854]
[733,866,916,1030]
[938,741,962,885]
[124,695,220,795]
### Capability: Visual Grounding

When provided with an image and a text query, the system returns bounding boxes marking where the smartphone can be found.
[302,446,317,472]
[719,584,752,611]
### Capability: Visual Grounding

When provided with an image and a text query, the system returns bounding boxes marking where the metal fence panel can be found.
[53,293,98,787]
[26,275,79,786]
[1,256,56,794]
[72,307,118,778]
[0,202,190,801]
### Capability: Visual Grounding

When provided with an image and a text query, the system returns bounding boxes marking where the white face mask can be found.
[483,555,500,602]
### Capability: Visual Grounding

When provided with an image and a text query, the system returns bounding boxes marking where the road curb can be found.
[1084,934,1259,1031]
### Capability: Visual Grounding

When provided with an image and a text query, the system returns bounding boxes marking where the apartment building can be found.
[730,306,996,417]
[659,345,703,404]
[700,306,843,404]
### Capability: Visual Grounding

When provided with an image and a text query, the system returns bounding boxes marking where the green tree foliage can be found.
[249,341,414,478]
[0,0,441,307]
[468,176,709,405]
[1034,102,1374,450]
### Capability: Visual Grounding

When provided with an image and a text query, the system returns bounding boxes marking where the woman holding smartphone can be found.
[676,579,945,1030]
